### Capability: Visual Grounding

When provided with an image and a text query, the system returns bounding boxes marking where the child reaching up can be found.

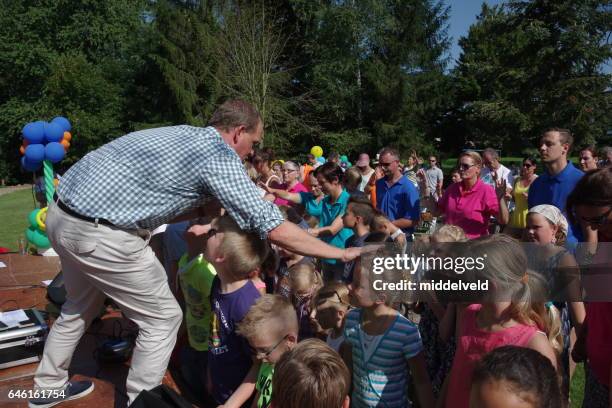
[312,282,352,352]
[439,234,559,408]
[344,255,435,407]
[237,294,299,408]
[205,216,270,407]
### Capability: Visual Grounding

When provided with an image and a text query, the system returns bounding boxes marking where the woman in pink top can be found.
[568,167,612,408]
[438,235,559,408]
[429,151,509,239]
[274,161,308,207]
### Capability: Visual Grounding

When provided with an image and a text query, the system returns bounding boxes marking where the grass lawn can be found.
[571,363,585,407]
[0,188,39,250]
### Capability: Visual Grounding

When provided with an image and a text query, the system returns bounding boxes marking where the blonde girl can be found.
[439,234,560,408]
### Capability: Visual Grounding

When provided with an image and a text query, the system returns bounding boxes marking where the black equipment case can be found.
[0,309,48,369]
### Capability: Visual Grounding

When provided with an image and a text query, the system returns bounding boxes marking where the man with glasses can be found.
[422,155,444,200]
[481,148,514,194]
[375,147,420,236]
[30,99,361,407]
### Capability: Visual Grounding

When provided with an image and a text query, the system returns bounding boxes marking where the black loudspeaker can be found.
[129,385,192,408]
[46,271,66,306]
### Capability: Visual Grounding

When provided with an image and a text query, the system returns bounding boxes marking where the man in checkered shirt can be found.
[30,100,360,407]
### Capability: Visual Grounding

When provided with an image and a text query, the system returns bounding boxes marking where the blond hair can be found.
[313,282,351,312]
[289,262,322,293]
[272,338,350,408]
[216,215,269,278]
[237,294,298,340]
[467,234,563,354]
[459,151,483,168]
[431,225,467,243]
[344,167,362,190]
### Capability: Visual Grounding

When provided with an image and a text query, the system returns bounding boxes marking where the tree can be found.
[280,0,452,158]
[212,1,315,153]
[127,0,221,129]
[0,0,148,182]
[452,0,611,153]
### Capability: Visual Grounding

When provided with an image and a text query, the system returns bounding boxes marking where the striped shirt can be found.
[344,308,423,407]
[57,126,283,237]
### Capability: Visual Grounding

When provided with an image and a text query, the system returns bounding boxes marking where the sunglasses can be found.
[249,334,288,359]
[379,161,396,168]
[458,163,476,171]
[579,207,612,226]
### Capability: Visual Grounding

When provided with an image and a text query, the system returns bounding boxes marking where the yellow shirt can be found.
[509,177,535,228]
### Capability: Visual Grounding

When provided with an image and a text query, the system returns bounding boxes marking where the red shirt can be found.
[586,302,612,386]
[438,179,499,239]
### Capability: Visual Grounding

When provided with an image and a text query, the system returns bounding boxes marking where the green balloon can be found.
[26,226,50,248]
[28,209,39,229]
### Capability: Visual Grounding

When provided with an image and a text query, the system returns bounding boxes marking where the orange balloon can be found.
[19,145,25,155]
[60,139,70,150]
[53,178,59,187]
[22,139,29,147]
[63,131,72,142]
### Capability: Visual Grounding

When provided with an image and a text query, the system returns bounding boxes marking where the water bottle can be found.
[18,235,27,255]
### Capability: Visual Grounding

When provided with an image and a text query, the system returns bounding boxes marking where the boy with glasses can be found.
[237,294,299,408]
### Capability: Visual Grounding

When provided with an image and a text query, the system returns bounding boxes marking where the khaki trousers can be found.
[34,202,182,404]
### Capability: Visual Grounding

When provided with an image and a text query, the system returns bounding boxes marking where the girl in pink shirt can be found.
[439,235,560,408]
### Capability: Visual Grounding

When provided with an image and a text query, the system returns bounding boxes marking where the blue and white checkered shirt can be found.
[57,126,283,238]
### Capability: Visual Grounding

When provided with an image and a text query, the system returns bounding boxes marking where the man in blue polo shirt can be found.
[528,128,585,244]
[376,147,420,236]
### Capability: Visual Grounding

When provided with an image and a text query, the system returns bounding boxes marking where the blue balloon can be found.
[22,121,45,144]
[21,156,41,172]
[24,144,45,163]
[45,142,65,163]
[317,156,325,164]
[44,122,64,143]
[51,116,71,132]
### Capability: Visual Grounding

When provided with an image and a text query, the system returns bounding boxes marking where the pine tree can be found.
[453,0,611,152]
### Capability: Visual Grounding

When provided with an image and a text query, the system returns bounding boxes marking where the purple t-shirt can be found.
[208,276,261,404]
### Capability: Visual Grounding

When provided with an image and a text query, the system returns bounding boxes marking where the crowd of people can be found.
[30,100,611,408]
[152,125,611,408]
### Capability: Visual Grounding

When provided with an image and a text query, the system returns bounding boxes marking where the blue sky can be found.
[445,0,505,68]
